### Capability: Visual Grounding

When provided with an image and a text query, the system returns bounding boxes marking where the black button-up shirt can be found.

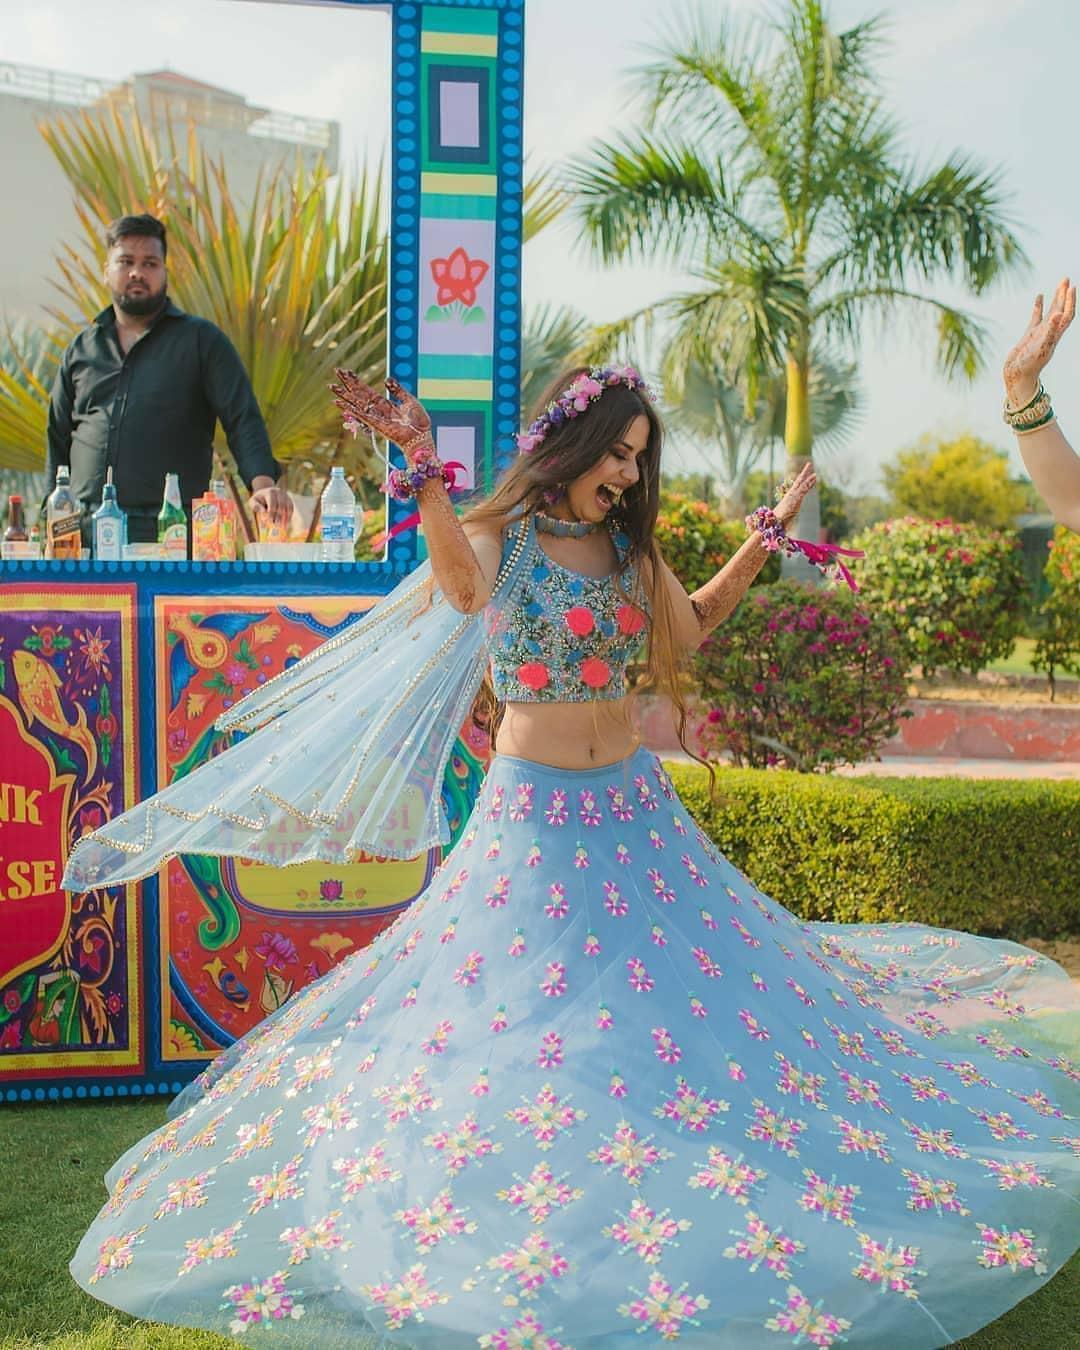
[46,300,278,518]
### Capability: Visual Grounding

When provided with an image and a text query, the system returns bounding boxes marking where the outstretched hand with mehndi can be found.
[331,370,434,460]
[773,461,817,527]
[1003,277,1076,407]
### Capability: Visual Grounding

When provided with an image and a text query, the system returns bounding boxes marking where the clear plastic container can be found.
[320,465,356,563]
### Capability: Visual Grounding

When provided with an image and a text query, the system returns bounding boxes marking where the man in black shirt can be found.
[45,213,292,543]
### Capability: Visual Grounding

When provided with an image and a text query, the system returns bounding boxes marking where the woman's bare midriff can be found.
[495,699,640,770]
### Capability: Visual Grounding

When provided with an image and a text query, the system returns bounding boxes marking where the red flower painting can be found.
[430,247,489,307]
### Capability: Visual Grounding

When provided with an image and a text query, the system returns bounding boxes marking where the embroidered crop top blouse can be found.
[486,518,649,703]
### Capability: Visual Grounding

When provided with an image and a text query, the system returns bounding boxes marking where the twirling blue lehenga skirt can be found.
[70,750,1080,1347]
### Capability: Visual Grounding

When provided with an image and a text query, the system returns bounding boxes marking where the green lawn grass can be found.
[985,637,1041,678]
[0,1100,1076,1348]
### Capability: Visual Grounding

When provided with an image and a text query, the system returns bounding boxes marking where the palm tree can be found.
[568,0,1026,555]
[666,349,859,516]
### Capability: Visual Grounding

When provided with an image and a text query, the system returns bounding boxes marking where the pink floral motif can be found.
[836,1068,889,1112]
[870,1026,920,1058]
[851,1233,924,1298]
[605,1197,692,1264]
[573,844,590,869]
[651,1026,682,1065]
[589,1120,673,1185]
[373,1067,441,1128]
[420,1020,454,1056]
[346,995,378,1027]
[904,1009,949,1039]
[525,842,542,868]
[490,1005,509,1033]
[362,1262,449,1330]
[895,1071,955,1104]
[936,1058,992,1087]
[633,774,659,812]
[1009,1088,1063,1118]
[537,1031,564,1069]
[730,916,761,948]
[453,951,484,987]
[483,785,505,822]
[798,1170,861,1226]
[508,929,526,958]
[627,957,655,993]
[508,782,534,823]
[752,972,769,992]
[647,867,676,904]
[396,1188,477,1250]
[178,1220,243,1276]
[977,1158,1055,1191]
[833,1116,893,1164]
[484,836,502,860]
[223,1270,305,1333]
[764,1285,851,1347]
[615,842,632,864]
[689,995,708,1019]
[724,1211,805,1279]
[583,930,602,957]
[967,1107,1037,1142]
[610,1072,628,1098]
[394,927,423,961]
[689,945,721,979]
[484,875,511,909]
[242,1152,306,1215]
[826,1021,875,1062]
[225,1109,285,1164]
[785,978,815,1007]
[578,787,602,826]
[540,961,568,998]
[479,1310,568,1350]
[280,1211,346,1264]
[979,989,1026,1019]
[739,1008,770,1041]
[974,1224,1048,1274]
[603,880,629,917]
[900,1118,967,1158]
[443,867,469,901]
[687,1147,767,1205]
[153,1171,213,1219]
[88,1227,147,1283]
[498,1160,583,1223]
[655,1077,729,1133]
[618,1272,710,1340]
[700,908,719,930]
[506,1083,586,1150]
[489,1230,570,1297]
[596,1003,614,1030]
[430,246,489,307]
[975,1029,1031,1061]
[650,923,668,947]
[424,1112,501,1175]
[774,1054,828,1108]
[747,1099,807,1157]
[607,785,634,822]
[544,789,568,827]
[901,1169,970,1216]
[545,883,569,920]
[286,1040,340,1096]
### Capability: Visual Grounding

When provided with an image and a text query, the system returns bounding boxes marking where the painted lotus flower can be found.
[431,247,489,307]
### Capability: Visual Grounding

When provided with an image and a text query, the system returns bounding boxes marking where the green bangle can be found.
[1013,408,1056,436]
[1005,382,1045,416]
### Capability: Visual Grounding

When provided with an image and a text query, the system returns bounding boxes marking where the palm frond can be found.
[522,164,568,244]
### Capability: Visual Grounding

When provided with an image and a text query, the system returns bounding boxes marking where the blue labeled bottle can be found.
[92,467,127,560]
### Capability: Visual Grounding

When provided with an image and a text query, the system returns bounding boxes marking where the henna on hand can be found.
[331,370,435,462]
[1003,278,1077,407]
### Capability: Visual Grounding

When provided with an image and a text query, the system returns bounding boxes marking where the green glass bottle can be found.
[157,473,187,560]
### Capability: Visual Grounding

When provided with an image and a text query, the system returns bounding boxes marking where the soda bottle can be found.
[4,494,28,544]
[157,472,188,560]
[45,465,82,560]
[320,466,356,563]
[92,468,127,561]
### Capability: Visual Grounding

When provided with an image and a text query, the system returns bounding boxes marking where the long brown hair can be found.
[465,367,701,763]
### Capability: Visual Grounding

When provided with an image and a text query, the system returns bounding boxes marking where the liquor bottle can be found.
[4,494,28,544]
[157,473,187,560]
[92,468,127,560]
[320,466,356,563]
[45,465,82,560]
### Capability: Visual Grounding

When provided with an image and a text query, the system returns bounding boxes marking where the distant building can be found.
[0,61,339,322]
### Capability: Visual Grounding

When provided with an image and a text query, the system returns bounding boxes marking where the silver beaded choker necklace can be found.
[535,512,598,539]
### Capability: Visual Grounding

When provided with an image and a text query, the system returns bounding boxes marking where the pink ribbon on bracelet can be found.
[369,461,466,551]
[788,538,865,591]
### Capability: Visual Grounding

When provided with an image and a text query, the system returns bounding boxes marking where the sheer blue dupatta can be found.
[62,517,536,890]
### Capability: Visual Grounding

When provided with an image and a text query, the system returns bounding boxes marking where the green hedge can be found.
[666,762,1080,938]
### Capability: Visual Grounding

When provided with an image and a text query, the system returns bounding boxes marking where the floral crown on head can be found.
[516,365,654,455]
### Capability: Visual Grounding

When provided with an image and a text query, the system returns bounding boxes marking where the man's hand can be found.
[250,477,293,525]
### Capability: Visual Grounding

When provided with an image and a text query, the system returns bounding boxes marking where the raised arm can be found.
[1003,278,1080,532]
[657,465,818,650]
[331,372,501,612]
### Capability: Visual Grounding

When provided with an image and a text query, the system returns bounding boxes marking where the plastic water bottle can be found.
[320,466,356,563]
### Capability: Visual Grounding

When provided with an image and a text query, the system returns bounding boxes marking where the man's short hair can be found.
[105,214,167,259]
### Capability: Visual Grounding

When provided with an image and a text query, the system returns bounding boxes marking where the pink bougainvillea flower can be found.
[517,662,550,692]
[430,247,489,307]
[580,656,611,689]
[565,606,595,637]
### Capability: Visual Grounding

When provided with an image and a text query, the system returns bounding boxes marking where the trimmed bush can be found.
[1034,525,1080,688]
[694,580,909,770]
[655,491,780,592]
[667,761,1080,938]
[852,516,1025,677]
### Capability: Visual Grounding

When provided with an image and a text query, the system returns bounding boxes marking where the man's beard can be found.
[115,286,167,317]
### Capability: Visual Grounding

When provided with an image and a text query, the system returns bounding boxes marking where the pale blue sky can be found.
[3,0,1079,489]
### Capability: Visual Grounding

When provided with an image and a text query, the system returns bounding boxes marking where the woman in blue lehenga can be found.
[66,367,1078,1347]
